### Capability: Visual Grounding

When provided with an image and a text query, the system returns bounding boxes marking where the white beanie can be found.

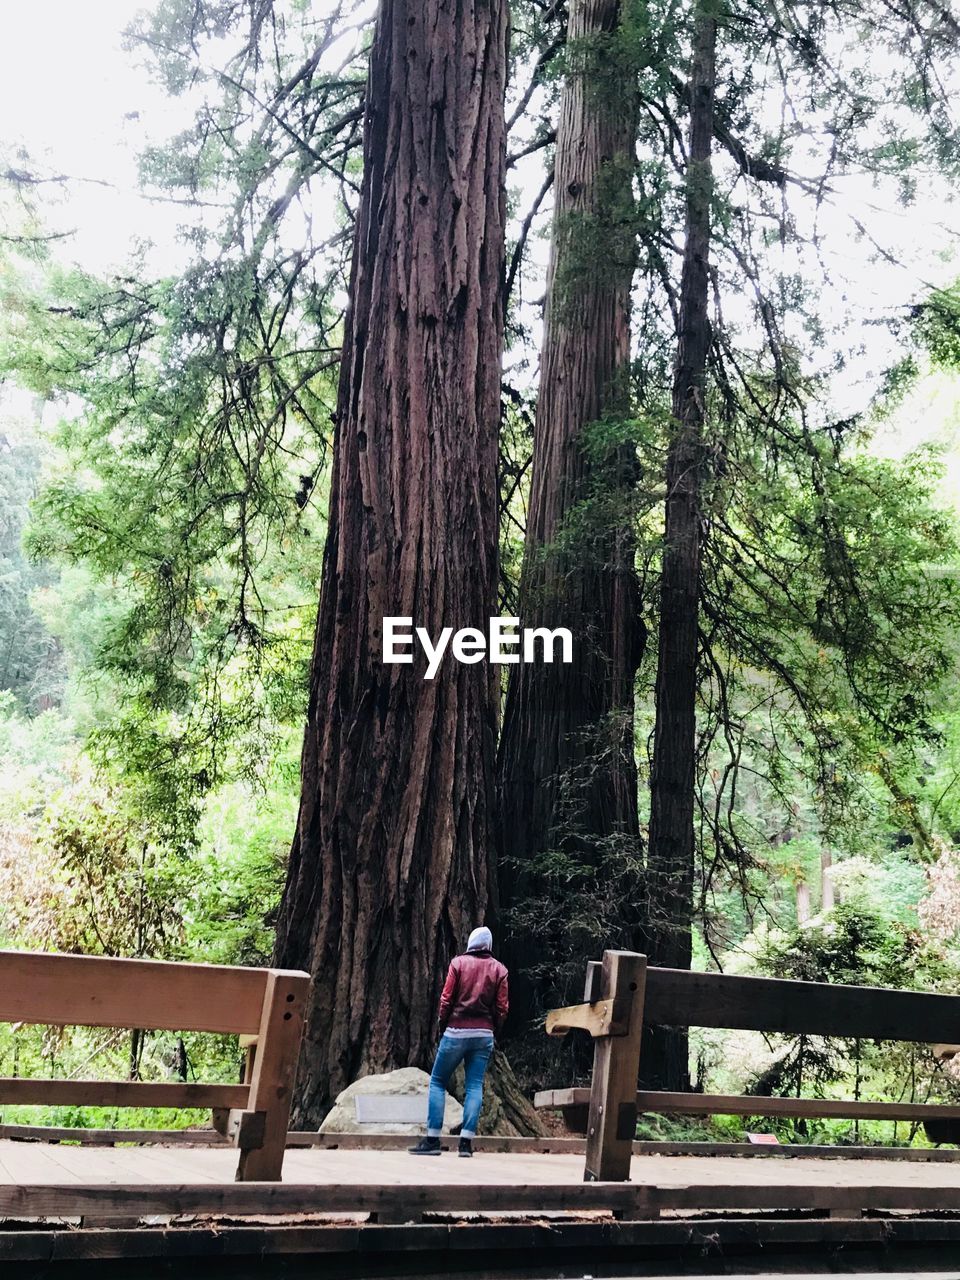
[467,926,493,952]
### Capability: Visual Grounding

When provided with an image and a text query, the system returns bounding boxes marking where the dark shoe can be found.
[408,1136,442,1155]
[458,1138,473,1158]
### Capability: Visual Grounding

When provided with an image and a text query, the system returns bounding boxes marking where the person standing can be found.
[409,926,508,1157]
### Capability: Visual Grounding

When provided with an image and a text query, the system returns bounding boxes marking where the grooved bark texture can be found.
[274,0,508,1126]
[497,0,643,1024]
[642,5,717,1092]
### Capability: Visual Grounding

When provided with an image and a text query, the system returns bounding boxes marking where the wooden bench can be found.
[0,949,310,1181]
[535,950,960,1180]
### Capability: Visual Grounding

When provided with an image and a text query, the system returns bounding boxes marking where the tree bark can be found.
[796,880,811,923]
[496,0,645,1036]
[642,3,716,1092]
[820,850,835,912]
[274,0,509,1126]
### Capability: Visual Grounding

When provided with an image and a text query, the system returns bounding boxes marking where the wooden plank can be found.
[0,1125,585,1153]
[0,1220,861,1263]
[296,1132,960,1159]
[583,951,646,1182]
[545,998,628,1039]
[212,1109,266,1148]
[635,1091,960,1122]
[584,960,603,1003]
[242,1040,257,1086]
[97,1143,224,1187]
[13,1217,960,1264]
[235,969,309,1181]
[537,1086,960,1123]
[302,1133,590,1153]
[533,1090,589,1111]
[0,1124,228,1146]
[0,1141,78,1186]
[0,1079,249,1108]
[4,1122,956,1162]
[0,1180,645,1217]
[0,950,273,1034]
[624,1140,960,1161]
[6,1179,960,1219]
[644,965,960,1043]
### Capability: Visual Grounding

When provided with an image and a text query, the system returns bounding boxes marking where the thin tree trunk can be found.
[128,1028,143,1081]
[796,880,811,923]
[274,0,509,1126]
[820,850,835,912]
[642,3,717,1092]
[497,0,644,1034]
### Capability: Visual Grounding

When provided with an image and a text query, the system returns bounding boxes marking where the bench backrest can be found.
[547,950,960,1183]
[0,950,270,1034]
[0,949,311,1181]
[638,965,960,1044]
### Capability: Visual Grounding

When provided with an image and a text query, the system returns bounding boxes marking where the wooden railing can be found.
[535,950,960,1181]
[0,949,310,1181]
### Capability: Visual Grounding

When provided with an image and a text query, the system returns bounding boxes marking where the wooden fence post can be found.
[583,950,646,1182]
[235,969,309,1182]
[584,959,603,1003]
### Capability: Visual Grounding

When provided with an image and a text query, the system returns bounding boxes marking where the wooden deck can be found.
[5,1138,960,1191]
[5,1141,960,1270]
[2,1139,960,1215]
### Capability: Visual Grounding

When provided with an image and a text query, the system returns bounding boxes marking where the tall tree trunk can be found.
[497,0,644,1036]
[274,0,509,1126]
[642,2,716,1092]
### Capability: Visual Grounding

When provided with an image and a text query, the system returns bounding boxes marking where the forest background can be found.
[4,0,960,1141]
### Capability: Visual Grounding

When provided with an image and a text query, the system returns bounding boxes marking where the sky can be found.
[0,1,197,274]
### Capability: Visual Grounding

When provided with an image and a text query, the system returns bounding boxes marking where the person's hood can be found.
[467,925,493,952]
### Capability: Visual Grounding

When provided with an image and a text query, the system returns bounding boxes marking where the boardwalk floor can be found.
[4,1142,960,1271]
[0,1139,958,1190]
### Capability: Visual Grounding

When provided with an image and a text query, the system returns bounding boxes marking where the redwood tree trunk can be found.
[642,4,717,1091]
[274,0,508,1126]
[497,0,644,1032]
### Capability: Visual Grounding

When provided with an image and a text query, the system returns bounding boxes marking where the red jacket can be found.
[438,949,509,1034]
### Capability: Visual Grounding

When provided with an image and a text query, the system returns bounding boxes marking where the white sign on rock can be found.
[318,1067,463,1135]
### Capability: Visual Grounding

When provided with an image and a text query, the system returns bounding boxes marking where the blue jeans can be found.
[427,1031,494,1137]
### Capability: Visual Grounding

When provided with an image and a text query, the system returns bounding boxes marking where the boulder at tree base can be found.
[318,1067,463,1135]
